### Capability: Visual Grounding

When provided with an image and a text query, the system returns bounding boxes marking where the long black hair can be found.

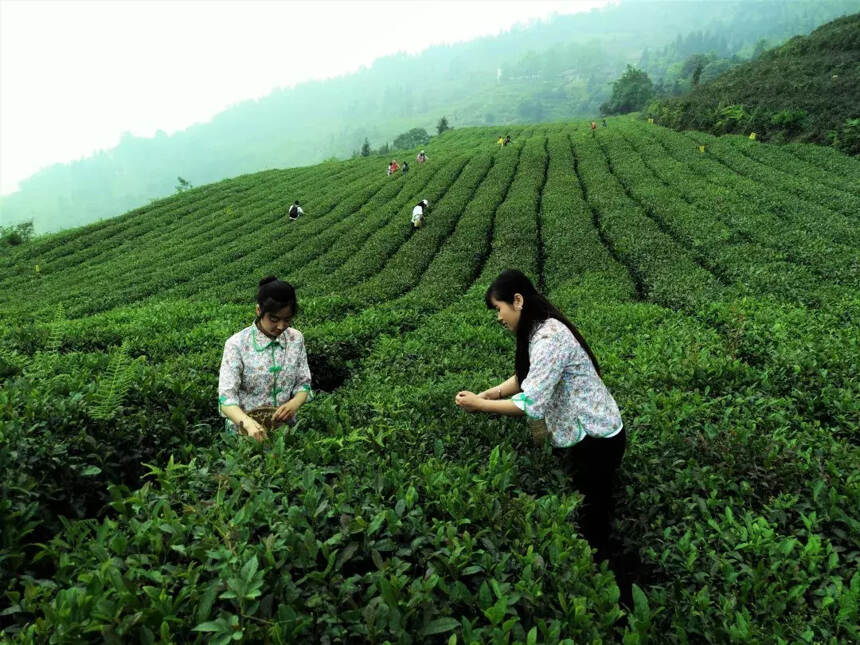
[485,269,601,383]
[256,275,297,320]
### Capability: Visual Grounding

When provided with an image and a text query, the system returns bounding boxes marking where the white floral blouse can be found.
[511,318,622,448]
[218,324,313,432]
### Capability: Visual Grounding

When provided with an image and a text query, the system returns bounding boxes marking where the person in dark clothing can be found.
[288,201,304,222]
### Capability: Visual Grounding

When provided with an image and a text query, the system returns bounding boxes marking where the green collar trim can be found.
[252,324,285,351]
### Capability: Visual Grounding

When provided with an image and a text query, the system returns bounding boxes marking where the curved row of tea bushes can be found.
[539,133,634,301]
[572,128,724,310]
[83,163,388,314]
[289,162,448,290]
[1,162,372,318]
[616,122,860,293]
[297,154,473,294]
[683,131,860,220]
[478,135,546,287]
[287,132,494,291]
[407,133,525,306]
[641,123,860,271]
[348,149,502,303]
[597,130,835,305]
[782,141,860,181]
[321,156,476,296]
[656,129,859,247]
[0,163,328,291]
[115,160,386,307]
[724,135,860,198]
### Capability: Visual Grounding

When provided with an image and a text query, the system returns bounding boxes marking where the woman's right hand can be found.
[241,418,268,442]
[477,388,498,400]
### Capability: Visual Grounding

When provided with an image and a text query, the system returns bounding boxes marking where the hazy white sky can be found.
[0,0,611,195]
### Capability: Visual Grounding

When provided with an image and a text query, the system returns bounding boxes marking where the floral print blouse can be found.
[218,324,313,432]
[511,318,622,448]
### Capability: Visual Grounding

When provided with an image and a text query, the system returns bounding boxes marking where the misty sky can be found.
[0,0,611,195]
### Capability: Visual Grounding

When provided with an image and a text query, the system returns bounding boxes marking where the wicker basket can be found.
[527,418,549,447]
[246,406,280,431]
[244,405,298,432]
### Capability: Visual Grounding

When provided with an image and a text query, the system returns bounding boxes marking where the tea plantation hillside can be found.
[650,12,860,152]
[1,120,858,642]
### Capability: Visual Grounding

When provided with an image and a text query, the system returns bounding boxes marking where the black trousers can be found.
[553,428,626,555]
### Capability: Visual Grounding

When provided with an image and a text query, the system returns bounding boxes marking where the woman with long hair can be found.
[455,269,625,555]
[218,276,312,441]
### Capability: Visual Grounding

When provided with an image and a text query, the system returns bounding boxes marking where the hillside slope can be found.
[3,0,857,234]
[651,13,860,151]
[1,121,858,642]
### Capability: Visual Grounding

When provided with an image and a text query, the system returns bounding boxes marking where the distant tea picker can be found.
[218,276,313,442]
[288,201,304,222]
[411,198,430,230]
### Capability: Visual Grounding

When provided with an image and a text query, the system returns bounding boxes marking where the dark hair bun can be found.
[259,275,278,287]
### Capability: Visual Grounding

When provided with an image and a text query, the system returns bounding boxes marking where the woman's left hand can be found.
[455,391,483,412]
[273,400,300,423]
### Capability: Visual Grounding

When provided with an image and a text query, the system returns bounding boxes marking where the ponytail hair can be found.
[485,269,601,383]
[256,276,297,319]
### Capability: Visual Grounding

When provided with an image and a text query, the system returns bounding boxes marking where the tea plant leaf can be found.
[421,617,460,636]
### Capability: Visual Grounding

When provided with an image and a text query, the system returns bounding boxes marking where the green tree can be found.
[393,128,430,150]
[175,177,192,193]
[0,220,34,246]
[600,65,655,115]
[436,117,451,135]
[360,138,371,157]
[681,54,711,80]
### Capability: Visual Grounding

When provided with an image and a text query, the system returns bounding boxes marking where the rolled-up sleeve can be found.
[512,330,567,419]
[292,333,314,401]
[218,338,242,416]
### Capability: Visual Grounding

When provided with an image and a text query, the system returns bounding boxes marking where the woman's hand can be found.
[455,391,484,412]
[476,387,499,400]
[241,418,268,442]
[273,399,300,423]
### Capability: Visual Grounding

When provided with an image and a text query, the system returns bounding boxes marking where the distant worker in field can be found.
[497,135,505,147]
[503,134,511,146]
[455,269,625,558]
[288,201,303,222]
[411,198,430,230]
[591,121,597,136]
[402,161,410,175]
[388,160,400,176]
[417,150,428,164]
[218,276,312,442]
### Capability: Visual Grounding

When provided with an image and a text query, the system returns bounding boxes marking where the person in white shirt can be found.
[411,199,430,230]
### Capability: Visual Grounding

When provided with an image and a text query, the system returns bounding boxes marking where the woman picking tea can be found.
[218,276,312,441]
[455,269,625,554]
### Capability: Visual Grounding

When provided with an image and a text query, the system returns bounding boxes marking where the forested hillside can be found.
[2,120,858,642]
[650,13,860,151]
[1,0,855,233]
